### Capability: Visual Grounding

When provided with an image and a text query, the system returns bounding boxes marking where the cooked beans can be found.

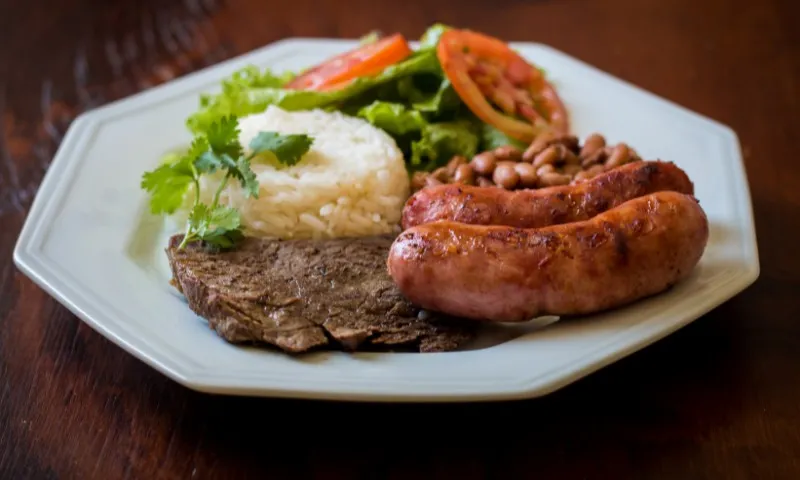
[522,133,579,162]
[532,145,560,168]
[581,148,607,168]
[425,176,443,187]
[572,170,592,183]
[579,133,606,159]
[477,177,495,187]
[574,164,607,182]
[605,143,631,169]
[493,145,523,162]
[411,171,429,191]
[453,164,476,185]
[432,167,449,182]
[562,164,583,176]
[522,134,555,162]
[471,151,497,176]
[536,163,556,176]
[493,163,520,189]
[446,155,467,176]
[514,162,539,188]
[539,172,571,187]
[409,133,644,193]
[496,160,518,170]
[560,146,581,165]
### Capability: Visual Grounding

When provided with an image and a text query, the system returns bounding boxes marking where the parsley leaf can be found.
[140,155,194,214]
[141,115,315,251]
[194,151,239,174]
[193,117,242,175]
[249,132,313,167]
[205,115,242,159]
[201,228,245,250]
[206,205,241,230]
[180,203,244,250]
[187,136,210,160]
[234,156,260,198]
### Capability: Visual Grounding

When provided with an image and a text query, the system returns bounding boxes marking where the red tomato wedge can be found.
[436,29,569,143]
[285,33,413,91]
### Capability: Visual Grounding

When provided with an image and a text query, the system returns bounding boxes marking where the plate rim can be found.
[13,37,760,402]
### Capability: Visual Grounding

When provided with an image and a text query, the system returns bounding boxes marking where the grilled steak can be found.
[165,234,476,353]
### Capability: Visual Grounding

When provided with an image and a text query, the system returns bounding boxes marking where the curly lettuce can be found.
[187,49,441,134]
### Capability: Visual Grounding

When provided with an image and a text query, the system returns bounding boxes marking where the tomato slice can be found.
[436,29,569,143]
[285,33,413,91]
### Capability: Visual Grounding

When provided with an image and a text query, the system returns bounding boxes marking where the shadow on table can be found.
[148,299,754,467]
[18,276,763,477]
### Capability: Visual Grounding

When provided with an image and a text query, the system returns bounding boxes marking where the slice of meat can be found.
[165,234,476,353]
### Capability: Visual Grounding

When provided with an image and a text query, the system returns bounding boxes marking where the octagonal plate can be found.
[13,38,759,402]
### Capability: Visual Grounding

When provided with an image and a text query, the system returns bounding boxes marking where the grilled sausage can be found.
[387,191,709,322]
[401,160,694,230]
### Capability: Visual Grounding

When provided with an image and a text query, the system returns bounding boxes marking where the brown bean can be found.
[424,176,443,188]
[558,135,581,154]
[411,171,429,191]
[572,166,603,184]
[522,131,556,162]
[538,172,571,187]
[532,145,560,168]
[453,164,475,185]
[562,164,583,176]
[497,160,518,169]
[581,148,608,168]
[493,145,523,162]
[492,164,520,189]
[572,164,605,183]
[572,170,592,183]
[579,133,606,159]
[587,164,606,175]
[536,164,556,176]
[514,163,539,188]
[477,176,495,188]
[605,143,631,169]
[560,145,581,165]
[470,151,498,176]
[445,155,467,176]
[432,167,450,182]
[523,133,580,162]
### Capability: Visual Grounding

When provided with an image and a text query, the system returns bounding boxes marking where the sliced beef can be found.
[165,234,476,353]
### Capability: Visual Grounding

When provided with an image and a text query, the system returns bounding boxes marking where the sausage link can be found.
[401,160,694,230]
[388,191,709,322]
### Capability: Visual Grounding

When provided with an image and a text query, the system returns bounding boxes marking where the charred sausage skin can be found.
[388,191,709,322]
[401,161,694,230]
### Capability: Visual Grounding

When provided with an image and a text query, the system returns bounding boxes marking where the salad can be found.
[184,24,569,173]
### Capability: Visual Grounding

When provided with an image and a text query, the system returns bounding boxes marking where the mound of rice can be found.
[195,105,410,239]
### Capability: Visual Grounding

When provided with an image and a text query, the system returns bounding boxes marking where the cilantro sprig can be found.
[140,115,313,250]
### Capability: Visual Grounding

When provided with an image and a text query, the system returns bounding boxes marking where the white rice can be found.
[194,105,410,239]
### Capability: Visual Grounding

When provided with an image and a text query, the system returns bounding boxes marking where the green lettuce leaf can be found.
[418,23,451,50]
[183,23,486,173]
[410,120,480,170]
[187,50,441,135]
[356,101,428,136]
[411,78,460,114]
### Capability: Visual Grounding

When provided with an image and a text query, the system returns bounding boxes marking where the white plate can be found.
[13,38,759,402]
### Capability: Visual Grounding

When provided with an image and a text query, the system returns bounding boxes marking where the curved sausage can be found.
[387,191,709,322]
[401,160,694,230]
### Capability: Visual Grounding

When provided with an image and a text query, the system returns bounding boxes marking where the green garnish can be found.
[248,131,314,167]
[140,115,313,250]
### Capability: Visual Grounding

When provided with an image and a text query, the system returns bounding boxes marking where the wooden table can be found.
[2,0,798,477]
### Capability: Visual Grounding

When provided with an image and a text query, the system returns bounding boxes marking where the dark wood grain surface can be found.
[2,0,799,478]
